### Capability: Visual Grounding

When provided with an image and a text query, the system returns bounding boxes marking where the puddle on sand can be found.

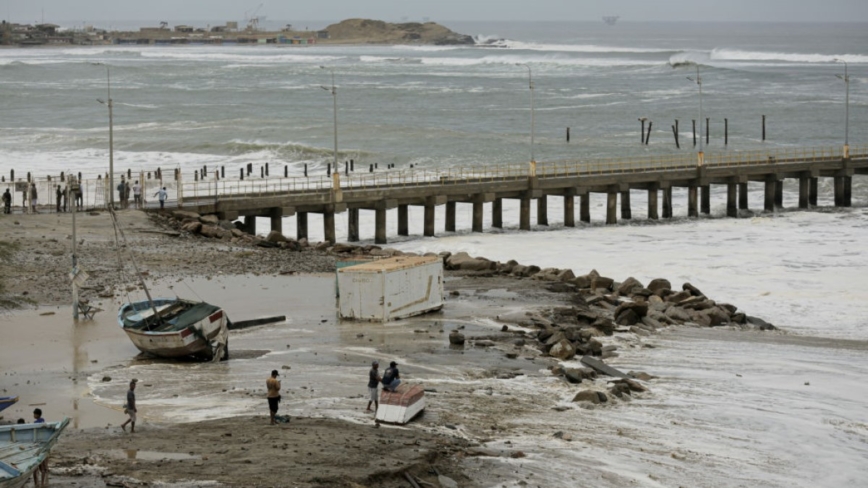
[102,449,201,461]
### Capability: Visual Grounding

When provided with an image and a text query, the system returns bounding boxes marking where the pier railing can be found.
[2,145,864,213]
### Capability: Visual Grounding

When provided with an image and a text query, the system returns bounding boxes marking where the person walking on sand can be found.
[30,183,38,213]
[132,180,142,209]
[117,177,125,209]
[32,408,49,487]
[155,187,168,209]
[366,360,381,413]
[381,361,401,392]
[267,369,281,425]
[55,185,62,213]
[2,188,10,214]
[120,379,138,433]
[124,180,131,209]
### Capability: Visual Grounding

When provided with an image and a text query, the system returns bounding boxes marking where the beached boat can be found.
[376,384,426,425]
[0,418,69,488]
[0,398,17,415]
[118,297,230,360]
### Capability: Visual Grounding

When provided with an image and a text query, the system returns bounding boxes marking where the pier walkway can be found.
[5,145,867,244]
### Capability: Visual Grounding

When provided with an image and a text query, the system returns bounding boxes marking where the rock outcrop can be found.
[322,19,474,45]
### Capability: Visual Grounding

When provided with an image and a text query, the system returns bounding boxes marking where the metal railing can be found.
[2,145,862,213]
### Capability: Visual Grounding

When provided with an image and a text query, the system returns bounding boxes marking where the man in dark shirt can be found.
[382,361,401,392]
[120,379,137,433]
[32,408,45,423]
[366,360,381,412]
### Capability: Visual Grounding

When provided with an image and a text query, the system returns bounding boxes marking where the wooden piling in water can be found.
[762,115,766,141]
[580,193,591,223]
[645,122,652,145]
[692,120,697,147]
[473,200,484,232]
[492,198,503,228]
[809,177,818,206]
[662,187,673,218]
[700,185,710,214]
[566,127,570,143]
[424,203,435,236]
[739,183,749,210]
[621,190,632,219]
[725,118,728,145]
[297,212,308,241]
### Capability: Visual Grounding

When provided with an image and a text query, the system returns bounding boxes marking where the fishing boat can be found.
[118,297,229,360]
[0,398,17,415]
[0,418,69,488]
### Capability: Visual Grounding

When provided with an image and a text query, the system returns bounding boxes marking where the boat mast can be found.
[108,207,162,322]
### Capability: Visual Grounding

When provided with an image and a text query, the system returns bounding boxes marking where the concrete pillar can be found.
[445,201,456,232]
[296,213,308,240]
[726,184,738,217]
[700,185,711,215]
[397,204,409,236]
[647,188,658,220]
[243,215,257,235]
[472,200,484,233]
[563,195,575,227]
[492,198,503,228]
[662,187,673,219]
[809,178,818,206]
[844,176,852,207]
[620,191,632,220]
[580,193,591,223]
[688,185,698,218]
[347,208,359,242]
[375,207,387,244]
[738,183,749,210]
[424,203,435,237]
[323,211,336,245]
[798,177,809,209]
[764,180,776,212]
[270,209,282,233]
[774,181,783,209]
[537,195,548,226]
[520,196,531,230]
[834,177,843,206]
[606,191,618,225]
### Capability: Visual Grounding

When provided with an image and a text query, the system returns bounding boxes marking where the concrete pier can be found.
[473,199,484,233]
[606,190,617,225]
[323,210,336,244]
[520,195,531,230]
[296,212,308,240]
[809,178,818,206]
[844,176,852,207]
[662,187,673,219]
[580,193,591,223]
[775,181,784,208]
[492,198,503,228]
[243,215,256,235]
[798,176,810,209]
[445,201,456,232]
[270,208,283,233]
[647,187,659,220]
[738,183,749,210]
[424,201,435,237]
[620,191,631,220]
[727,183,738,217]
[764,179,776,212]
[564,193,575,227]
[398,205,409,236]
[700,185,711,215]
[688,185,698,218]
[375,205,387,244]
[348,208,359,242]
[537,195,548,226]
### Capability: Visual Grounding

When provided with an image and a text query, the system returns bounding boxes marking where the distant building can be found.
[317,30,329,39]
[35,23,59,36]
[174,25,193,33]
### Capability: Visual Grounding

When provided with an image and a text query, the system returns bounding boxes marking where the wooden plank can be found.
[228,315,286,331]
[580,355,629,378]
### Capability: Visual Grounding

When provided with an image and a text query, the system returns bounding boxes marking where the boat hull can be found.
[376,384,425,425]
[0,419,69,488]
[0,397,18,414]
[119,299,229,359]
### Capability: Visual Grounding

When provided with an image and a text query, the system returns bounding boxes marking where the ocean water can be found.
[3,21,868,487]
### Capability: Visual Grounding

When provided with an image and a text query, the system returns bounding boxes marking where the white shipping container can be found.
[337,255,444,321]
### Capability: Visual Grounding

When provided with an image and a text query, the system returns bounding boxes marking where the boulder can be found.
[331,243,357,253]
[532,268,561,281]
[537,327,555,342]
[448,331,466,345]
[746,316,777,331]
[200,225,227,239]
[521,265,541,277]
[548,339,576,361]
[544,332,567,348]
[690,310,712,327]
[680,297,714,310]
[586,339,603,355]
[172,210,200,221]
[666,291,693,304]
[719,303,738,314]
[611,378,648,392]
[628,371,658,381]
[563,368,584,384]
[572,390,600,404]
[640,316,663,330]
[608,383,632,398]
[230,228,245,238]
[199,214,219,225]
[557,269,576,282]
[573,275,592,289]
[706,307,731,326]
[591,317,615,336]
[181,221,202,234]
[682,282,705,297]
[614,301,648,320]
[664,306,691,324]
[615,309,641,326]
[731,312,747,324]
[266,231,288,243]
[446,252,495,271]
[616,277,644,295]
[647,278,672,295]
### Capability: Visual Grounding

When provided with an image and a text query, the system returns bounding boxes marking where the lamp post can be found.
[319,66,338,168]
[517,63,535,163]
[834,58,850,158]
[93,63,114,208]
[687,65,703,165]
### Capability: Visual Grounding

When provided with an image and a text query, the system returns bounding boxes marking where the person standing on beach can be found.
[155,187,167,209]
[267,370,281,425]
[381,361,401,392]
[117,178,125,209]
[2,189,10,214]
[29,183,38,213]
[55,185,62,213]
[366,360,381,412]
[32,408,48,487]
[132,180,142,209]
[124,180,131,209]
[120,379,137,433]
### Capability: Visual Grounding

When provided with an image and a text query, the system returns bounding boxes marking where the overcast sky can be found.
[6,0,868,24]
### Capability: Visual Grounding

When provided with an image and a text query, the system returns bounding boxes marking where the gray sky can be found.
[7,0,868,24]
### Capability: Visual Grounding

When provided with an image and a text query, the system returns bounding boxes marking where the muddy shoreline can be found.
[1,210,785,487]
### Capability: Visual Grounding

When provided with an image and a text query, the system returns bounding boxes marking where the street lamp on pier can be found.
[834,58,850,158]
[516,63,535,164]
[93,63,114,208]
[319,65,339,169]
[687,65,703,166]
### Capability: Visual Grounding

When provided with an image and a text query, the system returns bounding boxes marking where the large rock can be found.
[615,309,641,326]
[572,390,607,404]
[706,307,731,326]
[614,301,648,320]
[446,252,495,271]
[532,268,561,281]
[557,269,576,282]
[548,339,576,360]
[199,214,219,225]
[616,277,644,295]
[746,316,777,331]
[448,331,465,345]
[664,306,692,324]
[181,221,202,234]
[611,378,648,393]
[331,243,358,253]
[647,278,672,295]
[666,290,693,304]
[172,210,200,221]
[199,225,227,238]
[682,282,705,297]
[266,231,288,243]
